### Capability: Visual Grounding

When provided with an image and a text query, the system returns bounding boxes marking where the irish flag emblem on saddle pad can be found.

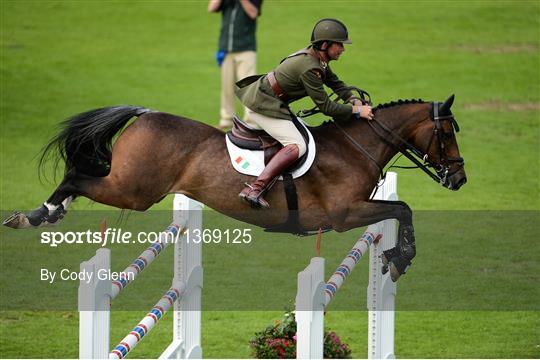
[235,156,250,169]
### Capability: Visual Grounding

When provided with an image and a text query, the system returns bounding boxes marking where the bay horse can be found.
[3,95,466,281]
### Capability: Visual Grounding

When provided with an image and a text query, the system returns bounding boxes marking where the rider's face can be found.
[327,42,345,60]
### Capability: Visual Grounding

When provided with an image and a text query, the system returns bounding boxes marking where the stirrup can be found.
[239,186,270,209]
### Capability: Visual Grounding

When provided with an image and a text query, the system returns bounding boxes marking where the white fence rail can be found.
[296,172,398,359]
[79,194,203,359]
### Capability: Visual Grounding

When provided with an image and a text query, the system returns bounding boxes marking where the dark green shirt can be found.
[217,0,262,52]
[236,48,354,121]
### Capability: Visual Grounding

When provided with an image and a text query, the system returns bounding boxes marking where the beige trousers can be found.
[246,108,307,157]
[220,51,256,127]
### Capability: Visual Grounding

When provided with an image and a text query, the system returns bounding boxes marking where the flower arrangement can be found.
[249,310,352,359]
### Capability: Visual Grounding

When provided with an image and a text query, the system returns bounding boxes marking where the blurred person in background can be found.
[208,0,263,129]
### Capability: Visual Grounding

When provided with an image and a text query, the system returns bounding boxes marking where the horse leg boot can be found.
[239,144,299,209]
[382,224,416,282]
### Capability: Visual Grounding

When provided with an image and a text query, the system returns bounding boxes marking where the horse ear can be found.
[440,94,455,114]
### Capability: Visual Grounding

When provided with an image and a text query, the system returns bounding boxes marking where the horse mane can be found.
[373,98,425,112]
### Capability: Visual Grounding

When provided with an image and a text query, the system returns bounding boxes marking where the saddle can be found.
[226,116,310,168]
[225,116,316,236]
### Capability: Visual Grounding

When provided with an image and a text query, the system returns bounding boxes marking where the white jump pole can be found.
[79,247,112,358]
[110,286,184,359]
[79,194,203,359]
[296,257,326,359]
[296,172,397,359]
[160,195,204,359]
[368,172,397,359]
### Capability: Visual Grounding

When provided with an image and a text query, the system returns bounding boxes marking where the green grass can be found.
[1,311,539,358]
[1,0,539,358]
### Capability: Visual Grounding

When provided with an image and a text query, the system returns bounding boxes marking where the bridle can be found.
[297,88,465,188]
[422,102,464,185]
[323,89,464,188]
[363,101,464,188]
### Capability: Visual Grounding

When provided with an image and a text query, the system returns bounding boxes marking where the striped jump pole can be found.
[296,172,397,360]
[111,224,182,299]
[79,194,203,359]
[110,286,183,359]
[323,228,380,307]
[296,224,382,359]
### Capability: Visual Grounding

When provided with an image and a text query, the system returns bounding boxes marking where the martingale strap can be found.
[334,121,385,180]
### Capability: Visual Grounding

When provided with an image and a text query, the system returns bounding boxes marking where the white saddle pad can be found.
[225,119,316,179]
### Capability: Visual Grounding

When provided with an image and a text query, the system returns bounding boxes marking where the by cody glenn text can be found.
[40,268,134,284]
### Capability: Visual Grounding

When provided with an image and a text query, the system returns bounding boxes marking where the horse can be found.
[3,95,466,281]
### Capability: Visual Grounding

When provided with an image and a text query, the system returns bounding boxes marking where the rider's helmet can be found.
[310,18,352,45]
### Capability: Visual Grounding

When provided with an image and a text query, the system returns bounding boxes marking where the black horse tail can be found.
[40,105,152,179]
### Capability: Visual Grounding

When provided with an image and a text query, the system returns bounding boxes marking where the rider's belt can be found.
[267,71,289,103]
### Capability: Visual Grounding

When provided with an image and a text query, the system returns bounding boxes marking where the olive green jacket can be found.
[235,47,354,121]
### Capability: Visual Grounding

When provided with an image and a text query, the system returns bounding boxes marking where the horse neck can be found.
[345,103,431,170]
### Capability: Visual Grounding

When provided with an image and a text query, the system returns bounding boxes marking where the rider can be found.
[236,18,374,208]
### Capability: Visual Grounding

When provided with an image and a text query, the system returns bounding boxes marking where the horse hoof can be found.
[2,212,31,229]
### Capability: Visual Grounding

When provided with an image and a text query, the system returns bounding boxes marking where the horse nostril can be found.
[450,176,467,190]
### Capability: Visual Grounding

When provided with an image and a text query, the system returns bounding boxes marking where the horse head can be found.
[411,94,467,190]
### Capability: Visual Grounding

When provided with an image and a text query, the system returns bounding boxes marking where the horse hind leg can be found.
[4,168,162,229]
[2,170,80,229]
[5,170,158,229]
[2,201,72,229]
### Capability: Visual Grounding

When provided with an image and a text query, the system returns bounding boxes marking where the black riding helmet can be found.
[310,18,352,45]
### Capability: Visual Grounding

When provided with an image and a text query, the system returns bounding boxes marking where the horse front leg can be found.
[333,199,416,282]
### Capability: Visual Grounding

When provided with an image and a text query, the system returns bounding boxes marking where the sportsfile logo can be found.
[40,227,253,247]
[41,228,135,247]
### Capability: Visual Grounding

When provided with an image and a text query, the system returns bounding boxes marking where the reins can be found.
[365,113,442,184]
